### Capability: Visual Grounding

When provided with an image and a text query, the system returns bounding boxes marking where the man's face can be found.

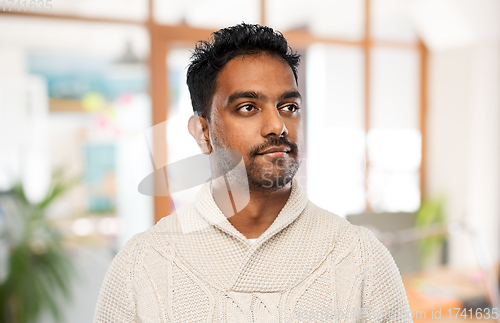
[208,53,303,192]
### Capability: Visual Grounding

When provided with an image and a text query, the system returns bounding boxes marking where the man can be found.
[94,23,412,322]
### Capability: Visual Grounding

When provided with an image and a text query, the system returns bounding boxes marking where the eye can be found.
[237,104,257,113]
[279,104,300,113]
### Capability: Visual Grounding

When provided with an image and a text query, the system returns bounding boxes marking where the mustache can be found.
[249,137,298,157]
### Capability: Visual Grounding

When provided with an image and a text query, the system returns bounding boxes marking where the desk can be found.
[403,267,496,322]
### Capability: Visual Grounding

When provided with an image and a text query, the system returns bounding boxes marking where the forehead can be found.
[214,53,298,99]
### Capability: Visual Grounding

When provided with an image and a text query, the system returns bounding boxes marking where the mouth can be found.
[257,146,291,157]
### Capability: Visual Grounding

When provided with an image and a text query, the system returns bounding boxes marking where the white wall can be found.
[426,0,500,266]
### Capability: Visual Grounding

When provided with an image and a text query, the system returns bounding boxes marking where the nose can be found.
[261,106,288,138]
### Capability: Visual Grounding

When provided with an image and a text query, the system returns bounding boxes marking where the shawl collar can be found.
[150,176,342,291]
[194,177,309,243]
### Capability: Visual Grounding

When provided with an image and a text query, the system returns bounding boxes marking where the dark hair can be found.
[186,23,301,122]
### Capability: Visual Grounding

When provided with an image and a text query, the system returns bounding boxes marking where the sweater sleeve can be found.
[360,227,413,323]
[93,233,145,323]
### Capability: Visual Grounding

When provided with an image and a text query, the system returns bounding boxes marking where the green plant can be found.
[0,169,80,323]
[415,195,446,268]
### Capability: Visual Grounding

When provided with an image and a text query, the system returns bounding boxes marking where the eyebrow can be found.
[279,91,302,102]
[226,90,302,106]
[227,91,261,105]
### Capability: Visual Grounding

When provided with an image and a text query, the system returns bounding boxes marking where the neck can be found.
[212,176,293,239]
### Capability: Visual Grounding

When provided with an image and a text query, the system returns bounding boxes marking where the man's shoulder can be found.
[116,206,186,252]
[112,211,184,268]
[304,200,369,236]
[304,200,382,255]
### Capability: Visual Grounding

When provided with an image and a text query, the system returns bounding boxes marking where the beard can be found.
[210,132,301,193]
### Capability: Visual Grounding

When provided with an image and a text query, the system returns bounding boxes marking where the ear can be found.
[188,114,212,154]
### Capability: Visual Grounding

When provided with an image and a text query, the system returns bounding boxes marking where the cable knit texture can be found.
[94,178,412,322]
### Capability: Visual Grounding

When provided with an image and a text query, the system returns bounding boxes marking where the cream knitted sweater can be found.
[94,178,412,322]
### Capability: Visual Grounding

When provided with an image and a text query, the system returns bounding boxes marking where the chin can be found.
[248,168,297,192]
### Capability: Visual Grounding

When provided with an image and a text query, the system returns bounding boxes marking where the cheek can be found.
[288,120,303,140]
[222,119,255,141]
[227,132,253,151]
[296,129,305,146]
[288,123,304,156]
[211,123,252,152]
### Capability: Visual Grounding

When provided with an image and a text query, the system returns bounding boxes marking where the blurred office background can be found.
[0,0,499,322]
